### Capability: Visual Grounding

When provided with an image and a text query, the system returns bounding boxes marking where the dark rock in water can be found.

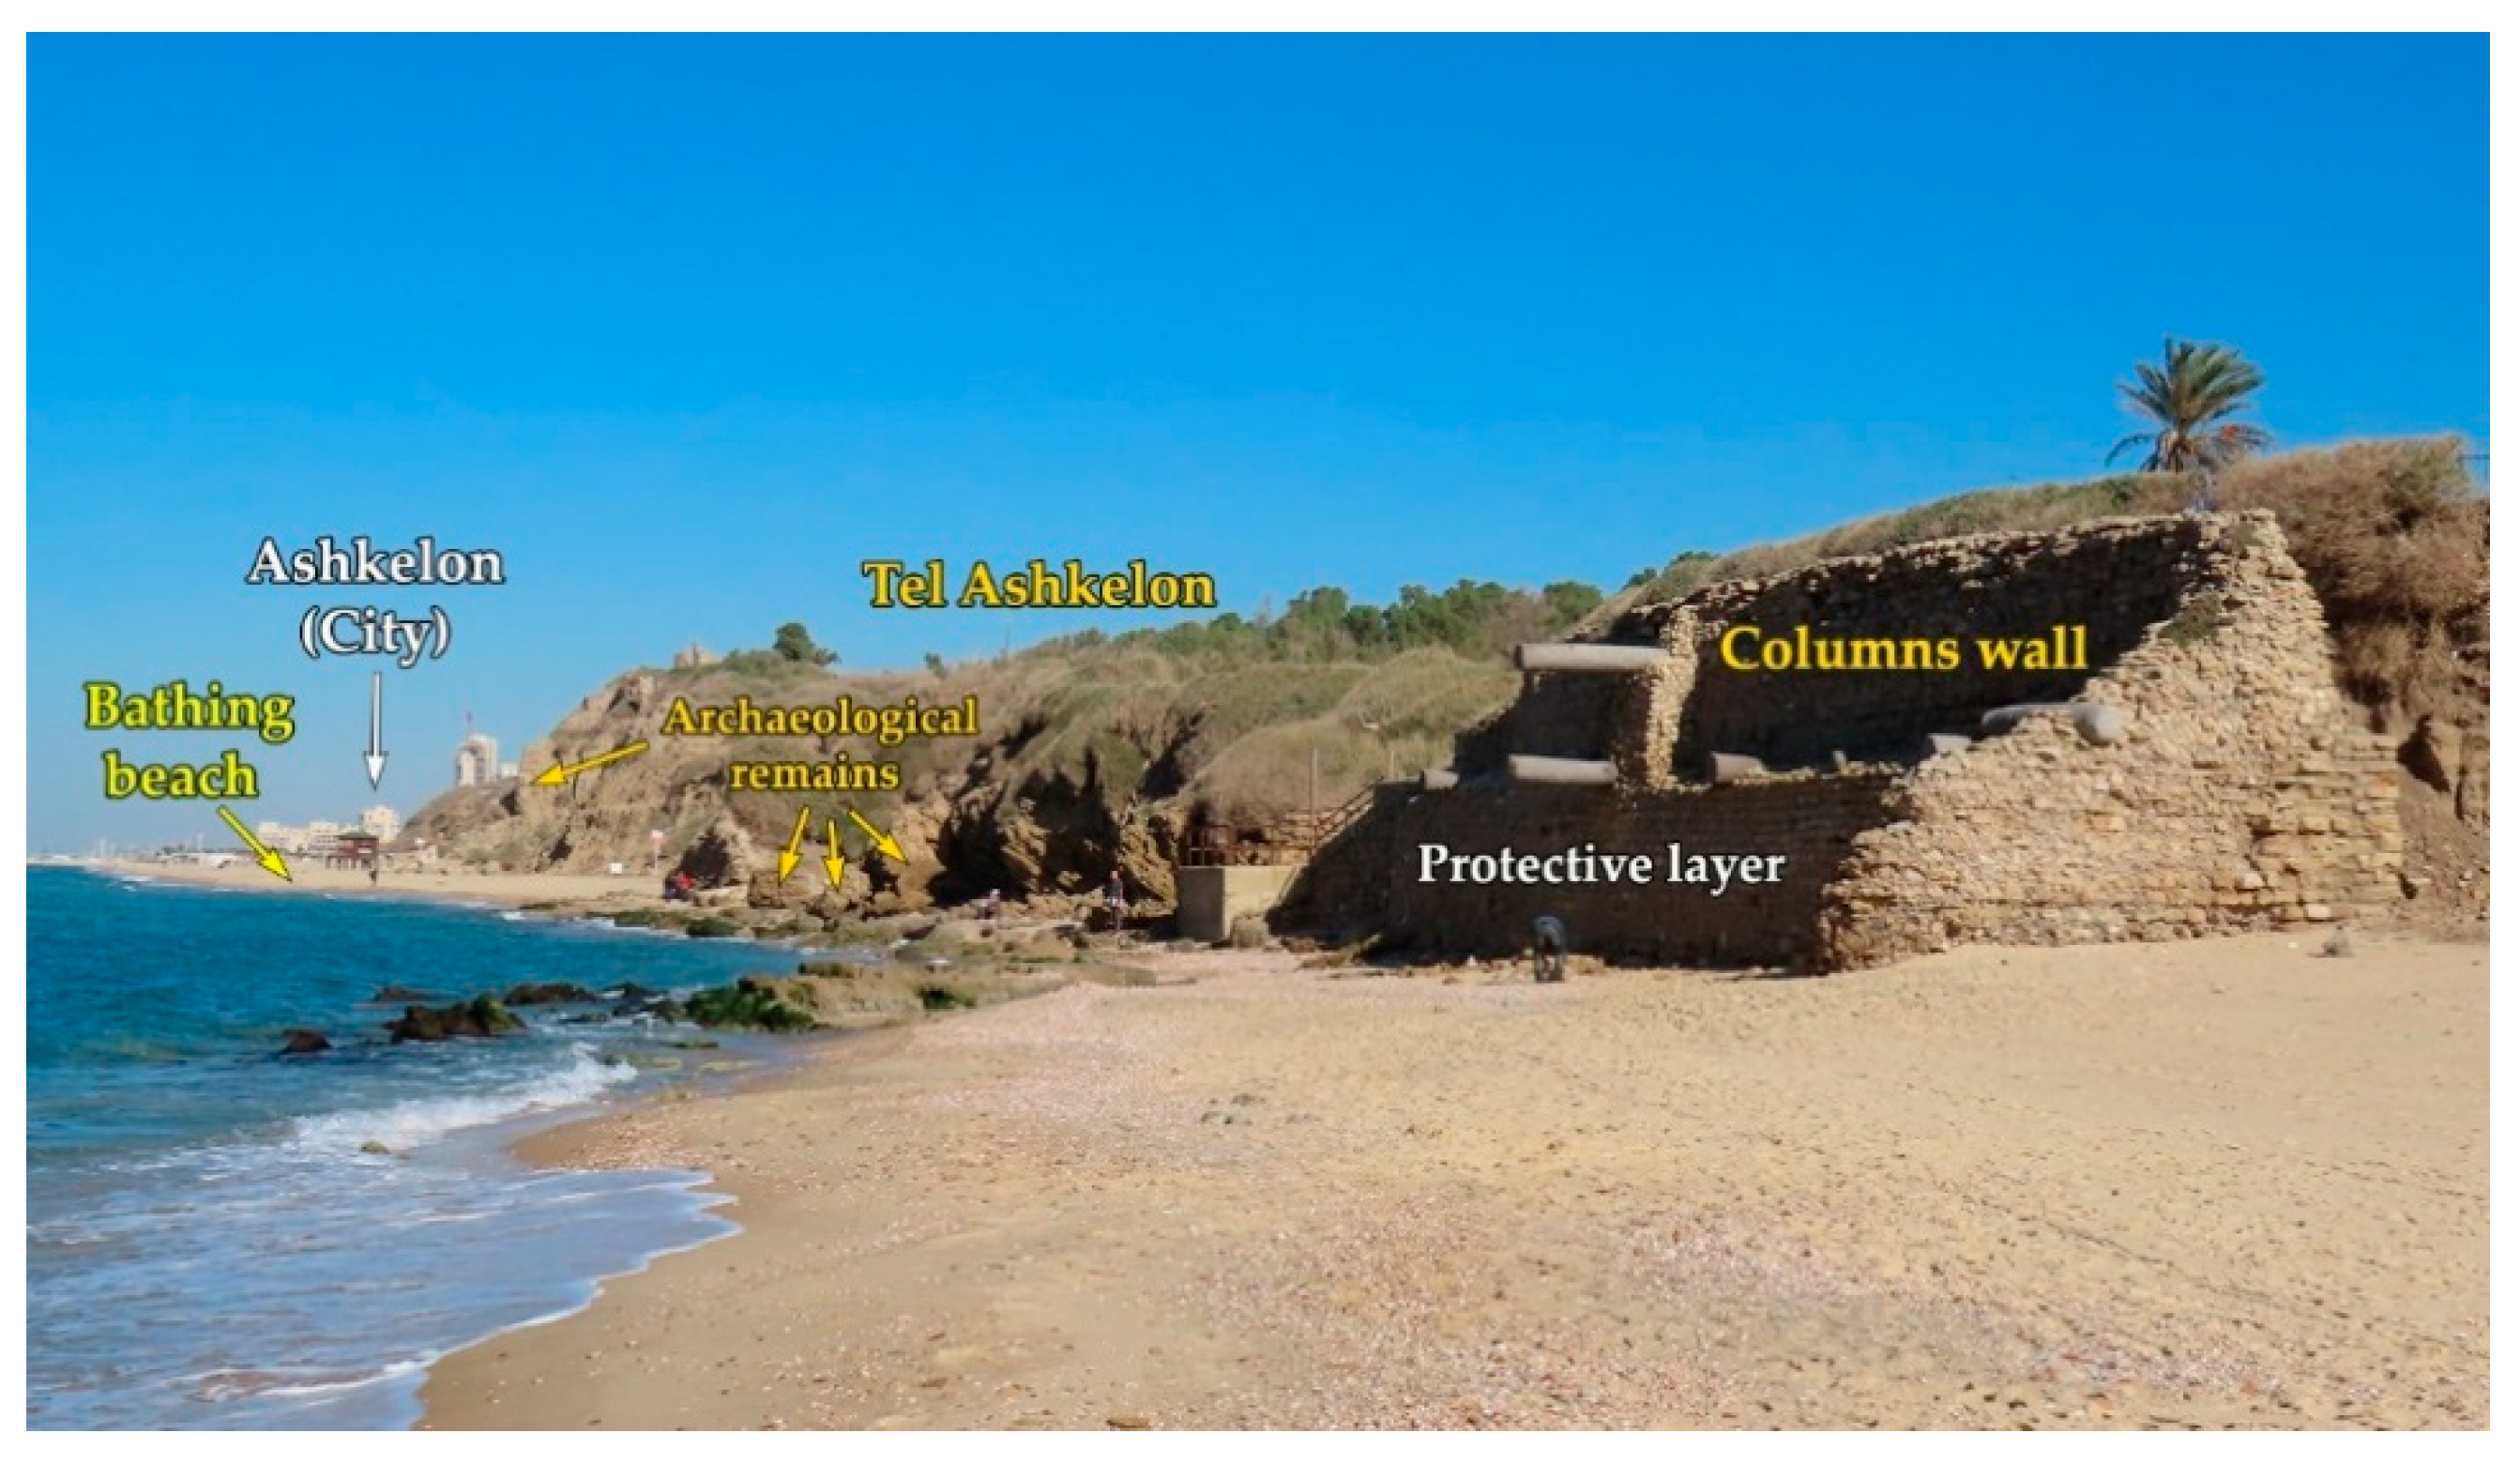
[387,996,526,1043]
[503,982,599,1007]
[369,984,437,1005]
[612,993,687,1022]
[615,982,661,1001]
[277,1029,332,1057]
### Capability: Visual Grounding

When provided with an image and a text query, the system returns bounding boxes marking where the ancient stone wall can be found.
[1457,666,1636,769]
[1814,517,2402,967]
[1291,512,2405,972]
[1369,775,1900,967]
[1654,519,2201,772]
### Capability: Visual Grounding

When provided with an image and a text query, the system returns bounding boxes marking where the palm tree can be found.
[2107,337,2272,472]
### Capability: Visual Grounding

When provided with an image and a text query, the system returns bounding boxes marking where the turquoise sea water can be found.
[24,866,797,1429]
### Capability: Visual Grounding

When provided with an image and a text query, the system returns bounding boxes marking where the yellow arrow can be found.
[822,819,847,890]
[845,806,906,862]
[532,740,650,787]
[775,805,812,883]
[216,805,292,882]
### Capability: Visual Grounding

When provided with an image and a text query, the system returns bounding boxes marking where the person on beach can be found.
[1532,914,1568,983]
[1104,869,1127,932]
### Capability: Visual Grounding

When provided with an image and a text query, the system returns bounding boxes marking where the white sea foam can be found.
[288,1046,633,1154]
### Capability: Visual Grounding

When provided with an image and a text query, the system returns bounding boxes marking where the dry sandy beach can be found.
[419,933,2486,1430]
[91,858,659,908]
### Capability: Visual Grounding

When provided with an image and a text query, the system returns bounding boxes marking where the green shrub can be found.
[2159,600,2228,647]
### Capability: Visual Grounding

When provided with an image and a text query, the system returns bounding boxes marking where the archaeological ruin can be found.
[1280,511,2405,971]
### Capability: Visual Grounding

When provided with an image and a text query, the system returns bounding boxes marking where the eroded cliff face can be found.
[397,659,1195,912]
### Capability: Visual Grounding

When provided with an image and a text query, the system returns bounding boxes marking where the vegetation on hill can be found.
[843,579,1604,830]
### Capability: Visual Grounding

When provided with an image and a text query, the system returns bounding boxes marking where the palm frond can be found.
[2107,338,2270,473]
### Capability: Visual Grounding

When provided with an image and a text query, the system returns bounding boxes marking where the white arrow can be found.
[363,672,389,789]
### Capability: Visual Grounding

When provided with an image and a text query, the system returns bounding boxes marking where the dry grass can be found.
[2213,437,2488,727]
[1614,473,2197,609]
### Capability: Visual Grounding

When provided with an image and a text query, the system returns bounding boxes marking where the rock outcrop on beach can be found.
[682,959,1085,1032]
[387,997,525,1043]
[396,642,1516,916]
[673,814,760,888]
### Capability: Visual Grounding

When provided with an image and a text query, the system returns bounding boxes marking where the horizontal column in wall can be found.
[1513,643,1670,673]
[1509,755,1618,785]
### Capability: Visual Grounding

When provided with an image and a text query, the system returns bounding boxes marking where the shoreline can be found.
[25,862,829,1428]
[378,1030,882,1428]
[418,935,2488,1429]
[73,857,666,914]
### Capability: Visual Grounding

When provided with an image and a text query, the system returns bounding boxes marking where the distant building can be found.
[253,818,345,857]
[329,832,383,869]
[359,804,402,842]
[671,640,719,669]
[454,725,500,788]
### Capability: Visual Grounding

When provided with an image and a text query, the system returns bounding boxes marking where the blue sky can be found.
[28,34,2487,849]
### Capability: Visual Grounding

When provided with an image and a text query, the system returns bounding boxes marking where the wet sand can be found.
[418,934,2487,1430]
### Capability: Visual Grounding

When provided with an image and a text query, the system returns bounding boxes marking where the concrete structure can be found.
[359,804,402,842]
[328,832,383,868]
[1177,863,1301,943]
[1284,513,2402,972]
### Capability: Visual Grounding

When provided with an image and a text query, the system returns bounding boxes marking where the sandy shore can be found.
[419,931,2486,1430]
[87,858,660,910]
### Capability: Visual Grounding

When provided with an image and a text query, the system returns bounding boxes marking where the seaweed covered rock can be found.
[276,1028,332,1057]
[503,982,599,1006]
[388,996,525,1043]
[684,977,816,1033]
[797,958,882,980]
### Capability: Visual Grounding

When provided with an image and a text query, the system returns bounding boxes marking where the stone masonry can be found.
[1282,512,2402,971]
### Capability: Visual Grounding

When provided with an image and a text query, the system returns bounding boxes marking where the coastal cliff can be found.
[402,441,2487,929]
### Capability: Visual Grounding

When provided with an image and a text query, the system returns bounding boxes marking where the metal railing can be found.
[1181,784,1382,867]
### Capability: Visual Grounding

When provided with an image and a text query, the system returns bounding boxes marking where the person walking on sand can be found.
[1104,869,1127,932]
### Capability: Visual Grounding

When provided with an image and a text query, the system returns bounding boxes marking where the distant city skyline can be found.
[27,34,2486,849]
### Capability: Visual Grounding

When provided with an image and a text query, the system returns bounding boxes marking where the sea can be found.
[24,865,806,1429]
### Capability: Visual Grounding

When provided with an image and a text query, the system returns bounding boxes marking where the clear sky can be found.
[28,34,2487,851]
